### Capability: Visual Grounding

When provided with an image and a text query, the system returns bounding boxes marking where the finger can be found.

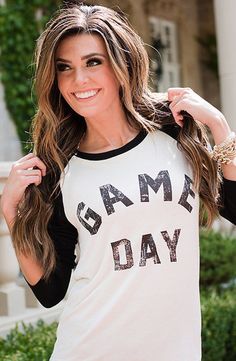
[24,175,42,187]
[169,93,183,109]
[168,87,185,101]
[15,174,41,189]
[15,157,47,176]
[168,98,185,127]
[168,87,192,102]
[19,169,43,178]
[171,110,184,127]
[16,152,36,163]
[170,98,192,117]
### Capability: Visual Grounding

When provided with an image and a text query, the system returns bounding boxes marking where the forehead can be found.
[56,33,107,57]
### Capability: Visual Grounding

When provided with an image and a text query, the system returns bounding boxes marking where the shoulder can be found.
[159,123,180,141]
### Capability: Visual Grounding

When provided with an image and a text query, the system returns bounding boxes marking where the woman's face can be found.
[55,33,121,120]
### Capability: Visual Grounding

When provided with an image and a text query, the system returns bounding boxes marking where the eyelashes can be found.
[56,63,70,72]
[87,57,102,67]
[56,57,102,72]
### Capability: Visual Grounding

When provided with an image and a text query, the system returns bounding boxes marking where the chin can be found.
[74,109,100,119]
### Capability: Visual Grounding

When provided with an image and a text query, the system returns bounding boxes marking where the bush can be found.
[201,288,236,361]
[0,319,57,361]
[200,229,236,290]
[199,229,236,360]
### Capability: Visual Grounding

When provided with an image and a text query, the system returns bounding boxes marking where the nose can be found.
[73,68,89,86]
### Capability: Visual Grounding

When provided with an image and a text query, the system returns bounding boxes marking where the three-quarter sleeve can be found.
[25,189,78,308]
[219,177,236,225]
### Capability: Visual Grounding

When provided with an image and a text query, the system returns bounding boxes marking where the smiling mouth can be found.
[73,89,100,100]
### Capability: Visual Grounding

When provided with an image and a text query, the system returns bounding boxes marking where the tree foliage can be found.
[0,0,61,154]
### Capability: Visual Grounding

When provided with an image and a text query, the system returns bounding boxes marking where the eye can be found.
[56,63,71,72]
[86,58,102,67]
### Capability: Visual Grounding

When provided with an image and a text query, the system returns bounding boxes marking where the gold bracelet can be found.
[211,132,236,170]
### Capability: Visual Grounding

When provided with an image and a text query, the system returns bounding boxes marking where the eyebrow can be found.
[56,53,106,62]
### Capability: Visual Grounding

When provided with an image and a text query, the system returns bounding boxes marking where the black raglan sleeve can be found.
[25,190,78,308]
[219,177,236,225]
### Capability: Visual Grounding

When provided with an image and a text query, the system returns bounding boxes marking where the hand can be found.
[0,152,47,214]
[167,87,226,129]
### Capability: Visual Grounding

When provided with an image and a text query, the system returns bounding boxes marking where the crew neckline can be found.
[73,129,148,160]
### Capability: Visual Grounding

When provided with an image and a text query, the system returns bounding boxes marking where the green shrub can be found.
[0,319,57,361]
[201,288,236,361]
[200,229,236,290]
[221,289,236,361]
[200,229,236,359]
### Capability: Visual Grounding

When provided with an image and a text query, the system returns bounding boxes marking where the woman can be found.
[1,3,236,361]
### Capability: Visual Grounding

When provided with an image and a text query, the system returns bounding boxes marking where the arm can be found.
[207,116,236,225]
[0,153,49,285]
[0,153,78,307]
[25,190,78,308]
[166,87,236,225]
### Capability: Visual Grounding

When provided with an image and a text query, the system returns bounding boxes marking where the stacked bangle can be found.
[211,131,236,170]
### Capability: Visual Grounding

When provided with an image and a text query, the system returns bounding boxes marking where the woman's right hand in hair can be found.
[0,152,47,215]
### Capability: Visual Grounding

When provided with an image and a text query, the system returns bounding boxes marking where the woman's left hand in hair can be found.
[167,87,228,131]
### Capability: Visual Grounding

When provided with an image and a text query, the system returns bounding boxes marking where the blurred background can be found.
[0,0,235,160]
[0,1,236,361]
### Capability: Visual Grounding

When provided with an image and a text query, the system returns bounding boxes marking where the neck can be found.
[78,109,139,153]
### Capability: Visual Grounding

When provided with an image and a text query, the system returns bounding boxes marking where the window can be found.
[149,17,180,92]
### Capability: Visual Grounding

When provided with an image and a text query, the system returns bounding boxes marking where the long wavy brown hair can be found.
[11,3,222,281]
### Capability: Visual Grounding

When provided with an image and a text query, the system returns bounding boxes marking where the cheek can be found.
[105,75,120,94]
[100,67,119,89]
[57,77,68,96]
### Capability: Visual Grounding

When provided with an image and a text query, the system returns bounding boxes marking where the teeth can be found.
[74,89,98,99]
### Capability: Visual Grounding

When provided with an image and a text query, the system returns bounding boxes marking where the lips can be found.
[73,89,100,100]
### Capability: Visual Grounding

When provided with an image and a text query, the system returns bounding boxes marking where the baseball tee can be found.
[27,127,236,361]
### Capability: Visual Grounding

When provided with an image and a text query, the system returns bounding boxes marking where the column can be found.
[214,0,236,130]
[0,81,22,162]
